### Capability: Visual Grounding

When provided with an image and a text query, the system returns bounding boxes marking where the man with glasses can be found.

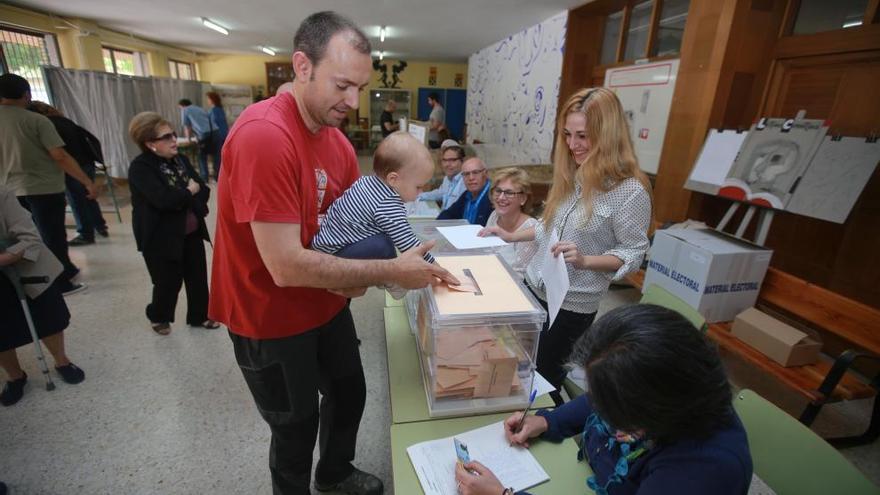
[417,139,465,210]
[438,157,493,226]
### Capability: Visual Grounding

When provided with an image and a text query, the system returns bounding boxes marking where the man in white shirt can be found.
[418,139,464,210]
[426,92,445,149]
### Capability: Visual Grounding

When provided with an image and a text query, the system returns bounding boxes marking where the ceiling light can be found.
[380,26,386,43]
[260,46,276,56]
[379,51,384,61]
[842,20,862,28]
[202,18,229,35]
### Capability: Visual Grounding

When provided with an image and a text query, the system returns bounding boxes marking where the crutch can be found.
[0,240,55,391]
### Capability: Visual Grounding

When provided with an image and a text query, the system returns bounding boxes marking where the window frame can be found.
[102,45,138,76]
[168,59,195,80]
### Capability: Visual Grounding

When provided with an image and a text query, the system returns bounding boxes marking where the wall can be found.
[358,59,468,123]
[466,11,568,164]
[197,53,291,91]
[0,4,200,75]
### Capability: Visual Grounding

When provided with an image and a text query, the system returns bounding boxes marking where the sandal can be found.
[201,320,221,329]
[151,322,171,335]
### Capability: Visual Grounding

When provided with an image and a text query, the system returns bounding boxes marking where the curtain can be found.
[43,67,208,178]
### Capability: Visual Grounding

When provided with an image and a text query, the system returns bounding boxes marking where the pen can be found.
[514,389,538,434]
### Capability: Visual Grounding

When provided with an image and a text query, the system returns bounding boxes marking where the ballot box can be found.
[411,253,546,417]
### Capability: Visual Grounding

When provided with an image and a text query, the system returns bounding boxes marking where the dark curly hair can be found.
[570,304,734,443]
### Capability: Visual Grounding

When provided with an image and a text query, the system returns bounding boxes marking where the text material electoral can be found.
[406,421,549,495]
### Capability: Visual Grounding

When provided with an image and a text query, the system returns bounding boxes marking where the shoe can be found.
[96,228,109,238]
[55,363,85,384]
[198,320,221,329]
[315,468,383,495]
[0,480,7,495]
[68,235,95,246]
[151,322,171,335]
[61,282,88,296]
[0,373,27,406]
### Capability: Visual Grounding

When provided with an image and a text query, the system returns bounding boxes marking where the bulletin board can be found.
[604,59,680,175]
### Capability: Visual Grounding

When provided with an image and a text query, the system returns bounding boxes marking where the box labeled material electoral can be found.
[731,308,822,366]
[643,229,772,322]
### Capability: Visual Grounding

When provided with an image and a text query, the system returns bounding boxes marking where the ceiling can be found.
[10,0,589,61]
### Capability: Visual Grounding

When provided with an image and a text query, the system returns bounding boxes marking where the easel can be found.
[717,202,774,246]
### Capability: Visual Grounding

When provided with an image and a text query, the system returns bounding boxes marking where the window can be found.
[652,0,690,57]
[102,47,138,76]
[601,10,624,65]
[624,0,654,61]
[0,26,61,103]
[168,59,194,80]
[792,0,869,35]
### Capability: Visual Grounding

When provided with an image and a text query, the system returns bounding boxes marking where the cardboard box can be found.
[643,228,772,322]
[731,308,822,367]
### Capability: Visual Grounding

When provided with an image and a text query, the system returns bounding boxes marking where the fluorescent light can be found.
[201,18,228,35]
[380,26,386,43]
[379,51,384,61]
[842,20,862,28]
[260,46,276,56]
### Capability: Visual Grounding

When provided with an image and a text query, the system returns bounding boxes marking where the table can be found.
[383,305,554,424]
[391,413,589,494]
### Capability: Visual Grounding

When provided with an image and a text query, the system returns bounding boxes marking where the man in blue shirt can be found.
[437,157,493,226]
[179,98,218,181]
[418,139,465,210]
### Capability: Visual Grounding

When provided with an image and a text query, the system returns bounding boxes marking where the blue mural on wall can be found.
[466,11,567,164]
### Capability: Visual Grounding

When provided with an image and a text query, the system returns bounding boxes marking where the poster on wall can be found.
[604,60,680,175]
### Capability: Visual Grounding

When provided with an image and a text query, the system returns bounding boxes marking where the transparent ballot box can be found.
[412,253,546,417]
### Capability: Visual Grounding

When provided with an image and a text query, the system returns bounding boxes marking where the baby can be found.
[312,132,436,295]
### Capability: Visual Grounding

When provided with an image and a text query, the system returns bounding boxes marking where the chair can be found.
[734,389,879,495]
[640,283,707,332]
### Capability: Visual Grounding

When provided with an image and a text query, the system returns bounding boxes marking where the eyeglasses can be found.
[492,187,524,198]
[461,169,486,178]
[151,132,178,142]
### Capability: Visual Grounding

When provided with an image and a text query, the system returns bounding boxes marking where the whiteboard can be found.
[604,60,680,174]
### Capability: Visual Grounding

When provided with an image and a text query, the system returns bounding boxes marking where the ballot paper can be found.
[437,225,508,250]
[407,421,550,495]
[542,230,569,328]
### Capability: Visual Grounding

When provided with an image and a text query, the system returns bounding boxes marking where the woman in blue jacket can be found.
[455,304,753,495]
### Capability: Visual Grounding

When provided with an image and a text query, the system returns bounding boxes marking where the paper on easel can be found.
[542,230,569,328]
[685,129,748,195]
[406,421,550,495]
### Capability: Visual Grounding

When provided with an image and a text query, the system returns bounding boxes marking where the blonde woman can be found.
[484,167,538,279]
[481,88,652,403]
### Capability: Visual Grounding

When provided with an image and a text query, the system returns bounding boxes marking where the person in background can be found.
[379,99,398,138]
[27,101,109,246]
[482,167,537,279]
[480,88,652,404]
[417,139,465,211]
[0,74,97,296]
[455,304,753,495]
[426,92,445,149]
[210,11,455,495]
[437,157,493,226]
[127,111,217,335]
[0,185,85,407]
[178,98,217,181]
[206,91,229,178]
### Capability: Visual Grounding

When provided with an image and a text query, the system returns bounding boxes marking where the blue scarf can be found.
[579,413,651,495]
[463,181,490,224]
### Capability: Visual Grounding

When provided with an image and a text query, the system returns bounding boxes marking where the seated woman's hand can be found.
[504,412,548,447]
[0,250,24,267]
[478,226,510,241]
[455,461,504,495]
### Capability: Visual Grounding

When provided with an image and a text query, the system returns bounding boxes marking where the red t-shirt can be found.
[208,93,359,339]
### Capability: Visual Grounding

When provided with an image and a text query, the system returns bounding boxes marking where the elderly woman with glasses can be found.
[482,167,538,278]
[127,111,218,335]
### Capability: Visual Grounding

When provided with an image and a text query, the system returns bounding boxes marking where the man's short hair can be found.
[428,92,440,102]
[178,98,192,107]
[0,74,30,99]
[294,11,371,70]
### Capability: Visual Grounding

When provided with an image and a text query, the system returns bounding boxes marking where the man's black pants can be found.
[230,306,366,495]
[18,193,77,286]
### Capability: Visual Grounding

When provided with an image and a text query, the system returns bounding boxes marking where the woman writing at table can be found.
[483,167,538,279]
[481,88,652,404]
[455,304,753,495]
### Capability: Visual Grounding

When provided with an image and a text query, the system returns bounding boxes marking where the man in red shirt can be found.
[209,11,453,495]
